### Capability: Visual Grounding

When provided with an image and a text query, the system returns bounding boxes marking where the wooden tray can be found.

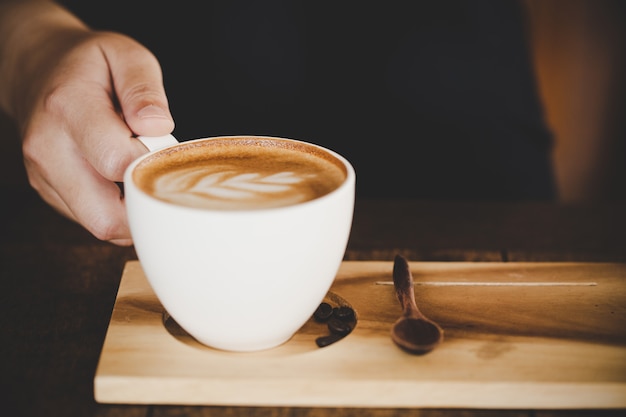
[94,261,626,409]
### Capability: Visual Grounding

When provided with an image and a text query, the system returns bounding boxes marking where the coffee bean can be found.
[333,305,355,322]
[313,302,334,322]
[313,301,356,348]
[328,317,353,336]
[315,333,343,348]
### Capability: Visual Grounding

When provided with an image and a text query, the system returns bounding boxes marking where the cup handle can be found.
[136,134,179,152]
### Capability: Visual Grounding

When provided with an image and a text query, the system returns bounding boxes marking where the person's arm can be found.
[0,0,175,245]
[525,0,626,201]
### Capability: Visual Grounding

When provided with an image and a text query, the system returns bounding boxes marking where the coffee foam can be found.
[133,137,347,210]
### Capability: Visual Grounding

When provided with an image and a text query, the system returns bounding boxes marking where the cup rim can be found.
[123,135,356,213]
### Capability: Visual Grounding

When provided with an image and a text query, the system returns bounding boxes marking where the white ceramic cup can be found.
[124,135,355,352]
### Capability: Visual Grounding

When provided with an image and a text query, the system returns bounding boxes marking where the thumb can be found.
[105,34,175,136]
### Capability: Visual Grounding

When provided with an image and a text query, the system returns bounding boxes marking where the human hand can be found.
[17,30,174,245]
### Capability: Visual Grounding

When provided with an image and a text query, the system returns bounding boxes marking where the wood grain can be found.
[95,260,626,409]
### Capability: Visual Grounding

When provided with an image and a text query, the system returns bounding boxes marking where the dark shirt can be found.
[59,0,556,200]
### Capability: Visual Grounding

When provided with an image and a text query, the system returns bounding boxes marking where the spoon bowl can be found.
[391,254,444,354]
[391,316,443,354]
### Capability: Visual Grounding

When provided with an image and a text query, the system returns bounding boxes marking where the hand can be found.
[3,9,175,245]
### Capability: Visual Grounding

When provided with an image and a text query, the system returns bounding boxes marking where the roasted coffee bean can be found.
[333,305,355,322]
[313,301,356,348]
[328,317,353,336]
[313,302,334,322]
[315,333,343,348]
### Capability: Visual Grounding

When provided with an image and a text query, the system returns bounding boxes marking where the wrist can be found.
[0,1,89,125]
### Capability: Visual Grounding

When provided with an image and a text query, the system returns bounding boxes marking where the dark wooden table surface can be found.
[2,115,626,417]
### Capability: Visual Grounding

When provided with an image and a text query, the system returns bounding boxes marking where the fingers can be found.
[105,33,175,137]
[23,126,134,246]
[56,32,174,183]
[20,31,175,245]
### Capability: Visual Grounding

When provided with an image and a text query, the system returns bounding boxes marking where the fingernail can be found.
[137,104,169,119]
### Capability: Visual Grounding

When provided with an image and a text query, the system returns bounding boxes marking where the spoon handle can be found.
[393,254,419,317]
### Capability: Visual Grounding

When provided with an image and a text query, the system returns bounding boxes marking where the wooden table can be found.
[2,111,625,417]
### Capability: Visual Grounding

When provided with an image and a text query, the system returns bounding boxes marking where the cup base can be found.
[162,292,356,355]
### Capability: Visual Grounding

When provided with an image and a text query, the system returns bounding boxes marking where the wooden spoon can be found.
[391,254,444,354]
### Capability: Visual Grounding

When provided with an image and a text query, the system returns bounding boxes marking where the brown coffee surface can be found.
[133,137,347,210]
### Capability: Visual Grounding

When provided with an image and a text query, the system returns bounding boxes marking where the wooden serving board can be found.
[94,261,626,409]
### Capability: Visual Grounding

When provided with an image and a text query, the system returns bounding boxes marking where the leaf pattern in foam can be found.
[185,170,307,200]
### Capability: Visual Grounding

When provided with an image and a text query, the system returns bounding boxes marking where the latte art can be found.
[133,137,347,210]
[153,166,318,209]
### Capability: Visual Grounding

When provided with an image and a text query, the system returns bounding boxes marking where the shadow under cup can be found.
[124,136,356,352]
